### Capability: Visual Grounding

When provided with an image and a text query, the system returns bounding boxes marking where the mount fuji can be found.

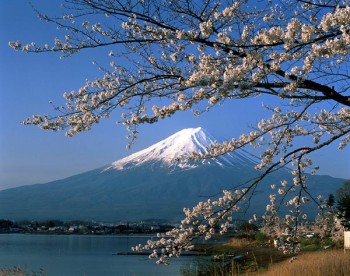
[106,127,257,170]
[0,127,345,221]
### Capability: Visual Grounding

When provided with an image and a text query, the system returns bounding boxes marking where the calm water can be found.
[0,234,195,276]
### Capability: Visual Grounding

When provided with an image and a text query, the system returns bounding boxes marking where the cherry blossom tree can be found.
[10,0,350,263]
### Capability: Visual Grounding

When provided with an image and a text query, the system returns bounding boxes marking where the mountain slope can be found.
[0,128,345,221]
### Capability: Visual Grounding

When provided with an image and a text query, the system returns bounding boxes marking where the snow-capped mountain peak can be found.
[107,127,258,171]
[108,127,212,170]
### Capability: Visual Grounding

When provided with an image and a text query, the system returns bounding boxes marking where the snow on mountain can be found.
[107,127,258,171]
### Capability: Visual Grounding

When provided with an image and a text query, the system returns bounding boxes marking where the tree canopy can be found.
[10,0,350,263]
[337,180,350,221]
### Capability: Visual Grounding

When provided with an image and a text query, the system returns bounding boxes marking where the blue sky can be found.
[0,1,349,190]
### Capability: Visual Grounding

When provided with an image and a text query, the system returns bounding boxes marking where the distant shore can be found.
[0,218,177,236]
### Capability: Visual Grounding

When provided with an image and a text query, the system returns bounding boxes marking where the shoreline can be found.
[0,232,159,237]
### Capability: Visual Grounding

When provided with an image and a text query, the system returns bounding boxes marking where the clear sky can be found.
[0,1,349,190]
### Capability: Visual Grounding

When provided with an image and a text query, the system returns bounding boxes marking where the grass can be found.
[299,236,339,252]
[186,237,292,275]
[186,235,350,276]
[226,238,256,248]
[256,250,350,276]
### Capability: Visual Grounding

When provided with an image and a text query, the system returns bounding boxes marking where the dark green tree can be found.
[336,180,350,221]
[0,219,14,230]
[327,193,335,207]
[337,196,350,221]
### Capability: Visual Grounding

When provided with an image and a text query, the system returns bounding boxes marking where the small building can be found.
[68,226,78,233]
[344,231,350,250]
[150,225,160,231]
[342,221,350,251]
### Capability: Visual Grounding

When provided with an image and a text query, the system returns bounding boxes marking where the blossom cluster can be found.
[134,189,245,264]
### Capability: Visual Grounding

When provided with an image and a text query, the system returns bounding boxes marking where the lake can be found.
[0,234,197,276]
